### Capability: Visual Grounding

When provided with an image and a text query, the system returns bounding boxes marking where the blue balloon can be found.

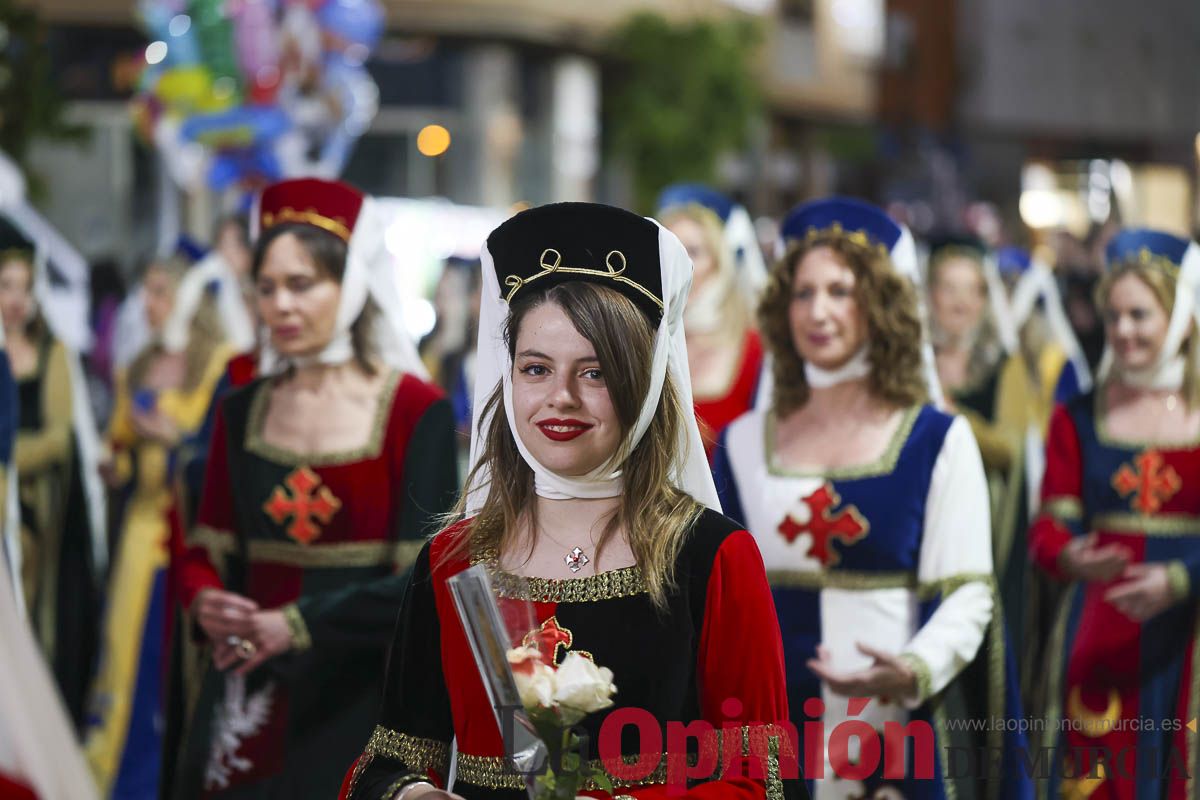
[316,0,384,51]
[181,105,292,148]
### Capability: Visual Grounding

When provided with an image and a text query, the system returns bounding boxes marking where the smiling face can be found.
[254,231,343,359]
[788,245,868,370]
[930,254,988,341]
[1104,271,1171,373]
[510,301,622,477]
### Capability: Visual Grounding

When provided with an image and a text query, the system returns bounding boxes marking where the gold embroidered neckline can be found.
[764,404,920,480]
[245,369,401,466]
[470,547,647,603]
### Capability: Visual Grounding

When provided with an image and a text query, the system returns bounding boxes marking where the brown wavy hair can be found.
[446,281,702,610]
[758,232,929,416]
[1097,260,1200,408]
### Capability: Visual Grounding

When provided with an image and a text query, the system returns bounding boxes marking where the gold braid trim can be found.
[188,525,237,580]
[504,248,664,311]
[899,652,934,705]
[1092,512,1200,536]
[281,603,312,651]
[455,752,670,791]
[473,549,647,603]
[768,569,916,592]
[262,207,352,242]
[1039,495,1083,522]
[248,540,403,568]
[1167,560,1192,603]
[364,726,449,777]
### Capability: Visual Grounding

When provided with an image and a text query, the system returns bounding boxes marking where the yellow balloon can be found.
[154,67,212,110]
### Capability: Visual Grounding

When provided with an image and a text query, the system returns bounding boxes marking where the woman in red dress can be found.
[343,203,805,800]
[170,178,458,800]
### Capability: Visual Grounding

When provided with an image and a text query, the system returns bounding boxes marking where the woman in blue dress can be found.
[713,197,1028,800]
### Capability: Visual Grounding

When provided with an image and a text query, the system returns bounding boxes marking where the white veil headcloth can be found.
[464,202,720,515]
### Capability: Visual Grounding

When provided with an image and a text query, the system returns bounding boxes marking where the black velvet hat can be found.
[484,202,665,324]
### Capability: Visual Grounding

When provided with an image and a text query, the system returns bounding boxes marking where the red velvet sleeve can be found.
[689,529,795,799]
[1029,403,1085,580]
[178,403,234,609]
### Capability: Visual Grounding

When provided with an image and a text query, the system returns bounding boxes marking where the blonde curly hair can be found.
[758,231,929,416]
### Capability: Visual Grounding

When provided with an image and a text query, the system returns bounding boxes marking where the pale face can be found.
[254,233,343,358]
[142,266,177,333]
[511,302,622,477]
[930,256,988,341]
[667,216,717,291]
[0,257,33,333]
[1104,273,1170,373]
[788,246,868,370]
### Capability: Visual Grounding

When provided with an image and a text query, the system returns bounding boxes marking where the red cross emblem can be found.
[1112,451,1181,515]
[778,483,870,567]
[523,616,573,665]
[262,467,343,545]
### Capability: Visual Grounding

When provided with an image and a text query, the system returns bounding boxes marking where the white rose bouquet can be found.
[507,646,618,800]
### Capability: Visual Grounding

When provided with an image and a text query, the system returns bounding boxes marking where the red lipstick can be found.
[536,418,594,442]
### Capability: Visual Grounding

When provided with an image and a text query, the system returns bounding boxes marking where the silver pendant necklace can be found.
[537,522,592,574]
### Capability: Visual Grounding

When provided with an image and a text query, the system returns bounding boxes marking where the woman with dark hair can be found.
[169,178,458,800]
[343,202,804,800]
[1030,229,1200,799]
[714,199,1029,799]
[0,228,100,730]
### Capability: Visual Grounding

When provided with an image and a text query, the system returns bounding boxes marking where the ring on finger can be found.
[237,639,258,659]
[226,635,242,647]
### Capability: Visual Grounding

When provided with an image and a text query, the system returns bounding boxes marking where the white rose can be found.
[552,652,617,714]
[508,646,556,709]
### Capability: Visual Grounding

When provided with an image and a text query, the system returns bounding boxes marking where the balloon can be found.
[207,147,282,191]
[181,105,292,149]
[189,0,241,83]
[153,65,213,108]
[315,0,384,55]
[231,0,282,103]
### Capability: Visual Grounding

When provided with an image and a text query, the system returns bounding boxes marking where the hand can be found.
[98,456,122,488]
[232,609,295,677]
[1105,563,1177,622]
[1057,533,1132,583]
[131,408,181,446]
[400,784,466,800]
[806,643,918,702]
[194,589,258,645]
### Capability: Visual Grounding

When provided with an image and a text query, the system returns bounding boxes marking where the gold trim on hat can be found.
[1130,246,1182,278]
[503,248,664,310]
[797,222,889,257]
[262,207,353,242]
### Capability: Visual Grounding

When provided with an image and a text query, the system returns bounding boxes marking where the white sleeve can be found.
[900,416,994,705]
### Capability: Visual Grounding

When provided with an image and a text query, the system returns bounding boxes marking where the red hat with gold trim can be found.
[257,178,365,244]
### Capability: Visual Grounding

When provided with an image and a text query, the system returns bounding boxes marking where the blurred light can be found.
[417,125,451,157]
[1020,190,1064,229]
[831,0,884,60]
[168,14,191,37]
[145,41,168,65]
[212,76,237,100]
[1194,133,1200,163]
[404,297,437,340]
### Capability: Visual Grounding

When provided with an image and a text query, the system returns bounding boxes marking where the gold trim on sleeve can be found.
[899,652,933,705]
[1168,560,1192,603]
[248,539,404,568]
[188,525,237,580]
[281,603,312,651]
[1039,496,1083,522]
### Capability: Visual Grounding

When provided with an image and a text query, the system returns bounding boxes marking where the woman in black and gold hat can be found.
[344,203,805,800]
